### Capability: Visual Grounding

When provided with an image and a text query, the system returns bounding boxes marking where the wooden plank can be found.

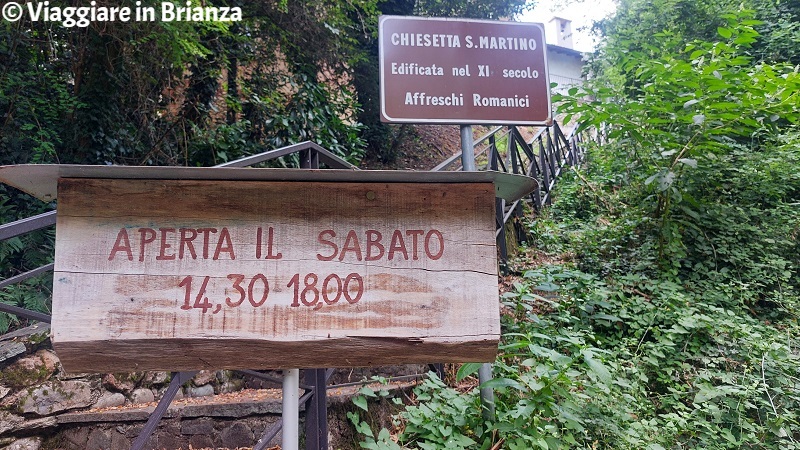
[52,179,499,372]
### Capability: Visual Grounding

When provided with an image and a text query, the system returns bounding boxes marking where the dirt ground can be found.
[359,124,464,170]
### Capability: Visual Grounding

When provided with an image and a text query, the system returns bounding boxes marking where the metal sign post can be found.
[282,369,300,450]
[459,126,496,421]
[460,125,476,171]
[379,15,550,420]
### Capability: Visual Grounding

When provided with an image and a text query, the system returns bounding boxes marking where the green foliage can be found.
[395,375,484,449]
[356,260,800,448]
[187,120,257,167]
[414,0,528,20]
[347,379,406,450]
[591,0,800,79]
[558,15,800,268]
[259,74,366,165]
[0,0,374,169]
[750,0,800,64]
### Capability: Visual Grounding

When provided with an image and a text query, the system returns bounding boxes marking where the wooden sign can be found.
[51,176,501,372]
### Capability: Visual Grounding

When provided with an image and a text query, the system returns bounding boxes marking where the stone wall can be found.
[0,323,422,450]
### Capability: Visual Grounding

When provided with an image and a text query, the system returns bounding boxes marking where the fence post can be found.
[460,125,476,171]
[540,136,551,196]
[571,137,578,166]
[304,369,327,450]
[300,148,319,169]
[507,126,519,174]
[282,369,300,450]
[297,143,329,450]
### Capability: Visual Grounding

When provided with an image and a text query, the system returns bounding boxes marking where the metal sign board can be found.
[379,16,552,125]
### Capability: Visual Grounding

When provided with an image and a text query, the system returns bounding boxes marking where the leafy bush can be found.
[355,261,799,448]
[558,15,800,270]
[255,74,366,166]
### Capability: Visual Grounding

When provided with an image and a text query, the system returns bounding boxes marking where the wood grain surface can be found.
[52,178,500,372]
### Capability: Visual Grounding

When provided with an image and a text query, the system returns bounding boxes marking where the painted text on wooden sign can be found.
[52,179,500,372]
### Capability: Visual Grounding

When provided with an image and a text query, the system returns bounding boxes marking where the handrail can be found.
[216,141,357,170]
[0,210,56,241]
[433,125,555,173]
[0,263,55,291]
[429,121,589,262]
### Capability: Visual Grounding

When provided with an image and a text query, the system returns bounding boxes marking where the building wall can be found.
[547,45,584,93]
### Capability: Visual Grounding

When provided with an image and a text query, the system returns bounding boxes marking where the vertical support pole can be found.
[460,125,476,171]
[460,123,495,421]
[488,134,496,166]
[304,369,328,450]
[478,364,495,420]
[283,369,300,450]
[549,138,558,190]
[507,126,519,174]
[551,127,562,172]
[496,197,508,265]
[571,138,578,166]
[540,137,550,194]
[489,138,508,270]
[299,151,324,450]
[300,148,319,169]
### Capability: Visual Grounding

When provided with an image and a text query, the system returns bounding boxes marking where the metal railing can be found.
[433,121,587,262]
[0,125,588,449]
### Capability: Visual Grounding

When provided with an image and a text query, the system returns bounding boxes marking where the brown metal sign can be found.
[45,174,502,373]
[379,16,551,125]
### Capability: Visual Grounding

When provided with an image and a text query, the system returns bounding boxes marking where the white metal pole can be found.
[459,124,495,420]
[282,368,300,450]
[478,363,495,419]
[460,125,476,171]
